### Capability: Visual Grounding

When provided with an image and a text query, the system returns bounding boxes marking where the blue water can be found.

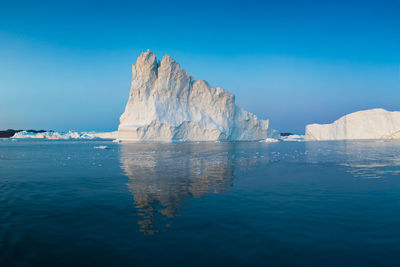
[1,139,400,266]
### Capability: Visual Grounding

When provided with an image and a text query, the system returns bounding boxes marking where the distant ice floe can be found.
[94,145,109,149]
[281,134,305,142]
[260,138,280,143]
[259,134,305,143]
[10,130,305,143]
[12,130,118,140]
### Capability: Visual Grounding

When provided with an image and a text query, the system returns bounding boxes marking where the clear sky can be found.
[0,0,399,133]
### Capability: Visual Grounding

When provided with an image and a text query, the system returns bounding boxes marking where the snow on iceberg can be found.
[117,50,274,141]
[305,109,400,140]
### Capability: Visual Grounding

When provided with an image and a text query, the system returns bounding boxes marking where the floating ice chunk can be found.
[281,135,305,142]
[94,146,109,149]
[260,138,280,143]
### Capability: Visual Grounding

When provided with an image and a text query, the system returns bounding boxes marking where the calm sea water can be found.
[1,139,400,266]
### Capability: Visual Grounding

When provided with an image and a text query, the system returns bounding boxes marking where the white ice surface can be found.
[306,109,400,140]
[260,138,280,143]
[12,131,118,140]
[118,50,274,141]
[281,135,305,142]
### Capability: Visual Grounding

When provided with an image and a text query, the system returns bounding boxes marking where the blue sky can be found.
[0,0,399,133]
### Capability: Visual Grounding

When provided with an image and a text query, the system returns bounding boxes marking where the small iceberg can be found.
[281,135,305,142]
[260,138,280,143]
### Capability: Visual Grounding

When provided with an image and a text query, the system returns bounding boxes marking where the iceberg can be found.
[305,109,400,140]
[117,50,272,141]
[281,134,305,142]
[12,130,118,140]
[260,138,280,143]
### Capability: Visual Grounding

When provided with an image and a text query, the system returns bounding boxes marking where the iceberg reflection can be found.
[305,140,400,179]
[120,142,269,235]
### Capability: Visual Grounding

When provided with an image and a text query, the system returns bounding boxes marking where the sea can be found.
[1,138,400,266]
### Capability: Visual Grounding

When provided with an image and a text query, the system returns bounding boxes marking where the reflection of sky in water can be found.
[120,142,269,235]
[3,139,400,265]
[305,140,400,179]
[120,140,400,235]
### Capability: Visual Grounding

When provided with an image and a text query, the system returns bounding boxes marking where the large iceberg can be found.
[305,108,400,140]
[118,50,272,141]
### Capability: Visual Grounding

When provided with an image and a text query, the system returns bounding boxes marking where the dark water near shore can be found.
[1,139,400,266]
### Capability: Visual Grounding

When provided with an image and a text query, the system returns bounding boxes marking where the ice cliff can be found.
[118,50,271,141]
[305,109,400,140]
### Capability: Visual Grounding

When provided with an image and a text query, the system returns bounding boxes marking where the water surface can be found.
[1,139,400,266]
